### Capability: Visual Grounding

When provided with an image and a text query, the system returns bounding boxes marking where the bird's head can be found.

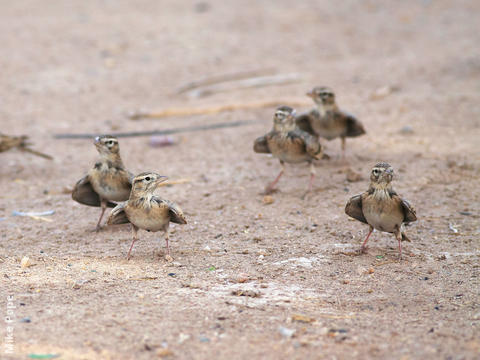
[273,106,296,132]
[132,172,168,194]
[370,162,394,187]
[94,135,120,155]
[307,86,336,106]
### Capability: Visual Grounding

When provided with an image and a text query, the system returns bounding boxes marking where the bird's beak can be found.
[385,168,394,175]
[154,176,169,185]
[94,136,100,144]
[306,91,314,98]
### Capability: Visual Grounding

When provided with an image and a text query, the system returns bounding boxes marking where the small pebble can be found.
[21,256,33,269]
[20,317,31,323]
[263,195,274,205]
[278,326,296,338]
[399,125,414,135]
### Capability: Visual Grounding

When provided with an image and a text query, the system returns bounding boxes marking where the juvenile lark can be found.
[72,135,133,231]
[254,106,323,198]
[107,172,187,260]
[345,163,417,257]
[296,86,365,158]
[0,133,52,159]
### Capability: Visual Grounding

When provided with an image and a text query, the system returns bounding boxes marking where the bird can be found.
[107,172,187,260]
[253,105,324,198]
[72,135,133,231]
[345,162,417,257]
[0,133,52,159]
[296,86,365,158]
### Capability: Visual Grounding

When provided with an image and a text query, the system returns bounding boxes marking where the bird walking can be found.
[345,162,417,257]
[72,135,133,231]
[296,86,365,159]
[107,172,187,260]
[254,106,324,198]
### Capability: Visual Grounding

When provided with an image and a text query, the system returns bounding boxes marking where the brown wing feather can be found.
[345,194,368,224]
[166,200,187,224]
[295,113,316,136]
[293,130,322,159]
[72,175,116,207]
[106,203,130,225]
[341,111,366,137]
[399,198,417,223]
[253,135,270,154]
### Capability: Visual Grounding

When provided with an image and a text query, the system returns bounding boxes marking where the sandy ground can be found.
[1,1,480,359]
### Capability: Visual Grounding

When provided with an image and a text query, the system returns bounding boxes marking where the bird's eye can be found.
[145,177,151,181]
[373,169,379,175]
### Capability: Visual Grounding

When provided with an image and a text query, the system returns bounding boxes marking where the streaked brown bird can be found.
[72,135,133,231]
[0,133,52,159]
[345,162,417,257]
[254,106,323,198]
[296,86,365,158]
[107,172,187,260]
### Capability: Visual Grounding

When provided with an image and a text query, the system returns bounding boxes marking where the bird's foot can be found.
[263,187,278,195]
[165,254,174,262]
[360,246,369,254]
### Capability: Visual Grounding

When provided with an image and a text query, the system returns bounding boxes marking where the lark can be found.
[345,162,417,257]
[107,172,187,260]
[254,106,323,198]
[72,135,133,231]
[0,133,52,159]
[296,86,365,158]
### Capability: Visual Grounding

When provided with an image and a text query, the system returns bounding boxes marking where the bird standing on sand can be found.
[107,172,187,260]
[254,106,324,198]
[345,162,417,257]
[296,86,365,158]
[72,135,133,231]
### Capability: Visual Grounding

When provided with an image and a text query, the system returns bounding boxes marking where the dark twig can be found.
[54,120,254,139]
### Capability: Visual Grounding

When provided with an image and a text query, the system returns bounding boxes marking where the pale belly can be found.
[363,202,404,233]
[267,138,309,164]
[90,172,130,202]
[312,121,344,140]
[125,205,169,232]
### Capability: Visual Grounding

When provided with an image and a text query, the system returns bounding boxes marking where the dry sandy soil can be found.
[1,1,480,359]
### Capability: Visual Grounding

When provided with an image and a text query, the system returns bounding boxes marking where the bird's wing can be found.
[253,134,270,154]
[294,130,322,160]
[165,200,187,224]
[106,203,130,225]
[71,175,116,207]
[295,112,316,136]
[398,197,417,223]
[338,111,366,137]
[345,194,368,224]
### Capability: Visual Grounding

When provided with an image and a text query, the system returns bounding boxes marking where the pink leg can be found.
[361,226,374,252]
[127,225,138,260]
[265,162,285,194]
[95,200,107,232]
[395,230,403,259]
[301,162,316,199]
[165,232,171,256]
[341,137,346,160]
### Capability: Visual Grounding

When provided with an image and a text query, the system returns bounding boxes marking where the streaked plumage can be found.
[107,172,187,260]
[0,133,52,159]
[296,86,365,157]
[253,106,323,198]
[345,162,417,257]
[72,135,133,231]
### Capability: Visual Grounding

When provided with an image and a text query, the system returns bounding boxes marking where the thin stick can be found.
[176,68,276,94]
[129,99,310,120]
[53,120,254,139]
[186,73,302,98]
[21,147,53,160]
